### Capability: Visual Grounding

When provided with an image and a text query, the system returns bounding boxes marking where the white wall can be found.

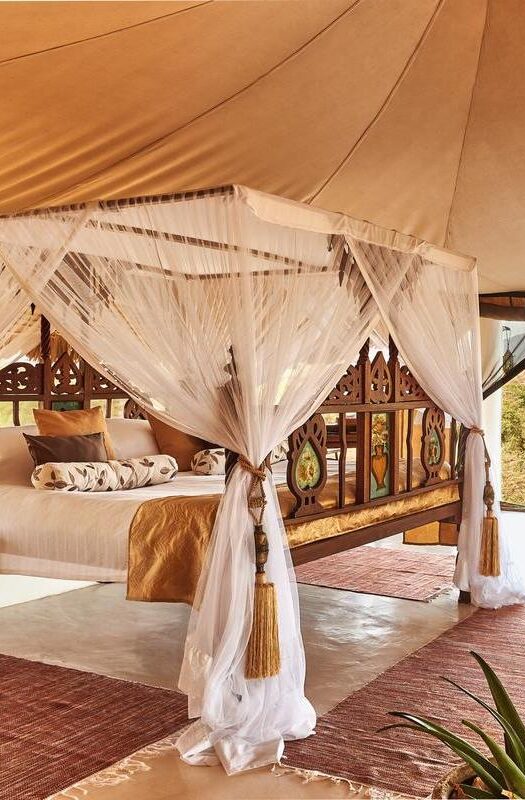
[480,318,502,497]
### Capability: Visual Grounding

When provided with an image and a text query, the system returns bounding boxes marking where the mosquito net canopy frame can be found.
[0,184,522,774]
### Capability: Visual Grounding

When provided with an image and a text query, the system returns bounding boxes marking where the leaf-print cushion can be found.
[191,448,226,475]
[31,454,178,492]
[270,441,288,464]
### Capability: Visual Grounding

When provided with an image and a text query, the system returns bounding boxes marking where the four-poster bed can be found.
[0,315,462,590]
[0,182,517,775]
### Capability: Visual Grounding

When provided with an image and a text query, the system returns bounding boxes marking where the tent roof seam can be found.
[0,1,211,68]
[29,0,361,211]
[444,0,490,251]
[306,0,445,204]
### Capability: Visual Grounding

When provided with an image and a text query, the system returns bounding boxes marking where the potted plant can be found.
[380,652,525,798]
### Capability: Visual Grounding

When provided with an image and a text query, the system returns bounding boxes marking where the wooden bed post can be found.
[83,361,93,411]
[406,408,414,492]
[355,339,371,504]
[40,315,52,411]
[338,412,347,508]
[388,337,400,496]
[449,418,458,479]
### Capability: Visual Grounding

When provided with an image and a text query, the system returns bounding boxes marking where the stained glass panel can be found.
[295,440,321,490]
[371,412,390,499]
[428,429,441,465]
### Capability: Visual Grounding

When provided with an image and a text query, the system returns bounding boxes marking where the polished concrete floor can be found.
[0,540,473,799]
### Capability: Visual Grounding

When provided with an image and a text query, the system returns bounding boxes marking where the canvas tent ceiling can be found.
[0,0,523,293]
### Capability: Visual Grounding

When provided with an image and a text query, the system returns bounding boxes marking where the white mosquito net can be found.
[0,184,521,773]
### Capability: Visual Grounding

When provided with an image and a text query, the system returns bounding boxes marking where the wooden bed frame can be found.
[0,315,464,584]
[284,336,463,567]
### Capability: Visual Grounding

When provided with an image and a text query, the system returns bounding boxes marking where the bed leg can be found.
[458,590,471,604]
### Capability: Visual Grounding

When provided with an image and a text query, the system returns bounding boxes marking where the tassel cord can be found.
[238,455,281,679]
[470,427,501,578]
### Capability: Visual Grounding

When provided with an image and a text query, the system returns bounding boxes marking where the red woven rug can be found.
[286,606,525,797]
[0,654,188,800]
[295,545,456,601]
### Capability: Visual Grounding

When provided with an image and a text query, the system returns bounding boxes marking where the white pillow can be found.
[191,448,226,475]
[31,454,178,492]
[191,444,291,475]
[105,418,160,459]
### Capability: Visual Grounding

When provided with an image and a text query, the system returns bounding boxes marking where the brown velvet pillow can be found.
[147,414,211,471]
[23,432,108,467]
[33,406,116,459]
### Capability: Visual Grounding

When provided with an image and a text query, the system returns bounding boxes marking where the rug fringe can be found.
[48,732,182,798]
[50,734,422,799]
[274,762,422,799]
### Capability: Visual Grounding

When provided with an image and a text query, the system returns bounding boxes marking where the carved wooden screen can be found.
[0,316,144,425]
[286,337,459,519]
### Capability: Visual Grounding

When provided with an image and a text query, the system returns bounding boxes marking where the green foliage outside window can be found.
[502,373,525,505]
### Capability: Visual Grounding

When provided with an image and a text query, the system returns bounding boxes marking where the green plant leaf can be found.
[444,676,525,771]
[458,783,497,799]
[463,720,525,797]
[387,713,505,794]
[471,652,525,752]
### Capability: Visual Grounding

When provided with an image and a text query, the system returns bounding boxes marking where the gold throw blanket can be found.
[127,477,459,605]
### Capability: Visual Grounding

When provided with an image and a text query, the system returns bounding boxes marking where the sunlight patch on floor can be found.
[0,575,92,608]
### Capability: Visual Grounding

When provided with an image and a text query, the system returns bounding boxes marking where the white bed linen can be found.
[0,420,292,582]
[0,472,234,582]
[0,419,439,583]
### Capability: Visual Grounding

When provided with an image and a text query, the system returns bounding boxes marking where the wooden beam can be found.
[479,301,525,321]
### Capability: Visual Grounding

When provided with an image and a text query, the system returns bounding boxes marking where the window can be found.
[501,372,525,506]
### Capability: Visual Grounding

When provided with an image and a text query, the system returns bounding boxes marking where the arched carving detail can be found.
[51,352,83,395]
[421,407,446,484]
[369,352,391,403]
[325,365,361,404]
[398,365,428,402]
[287,413,327,517]
[0,362,42,394]
[91,369,121,394]
[0,314,148,423]
[124,398,147,420]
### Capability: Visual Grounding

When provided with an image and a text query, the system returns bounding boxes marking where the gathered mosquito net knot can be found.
[238,455,267,524]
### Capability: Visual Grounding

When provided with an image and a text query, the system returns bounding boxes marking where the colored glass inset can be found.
[428,429,441,465]
[296,440,321,490]
[371,412,390,499]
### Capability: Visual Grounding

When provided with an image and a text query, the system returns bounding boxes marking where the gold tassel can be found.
[238,453,282,681]
[244,521,280,679]
[476,432,501,577]
[245,571,280,679]
[480,511,500,577]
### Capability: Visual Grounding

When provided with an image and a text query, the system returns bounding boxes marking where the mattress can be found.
[0,464,458,585]
[0,469,238,582]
